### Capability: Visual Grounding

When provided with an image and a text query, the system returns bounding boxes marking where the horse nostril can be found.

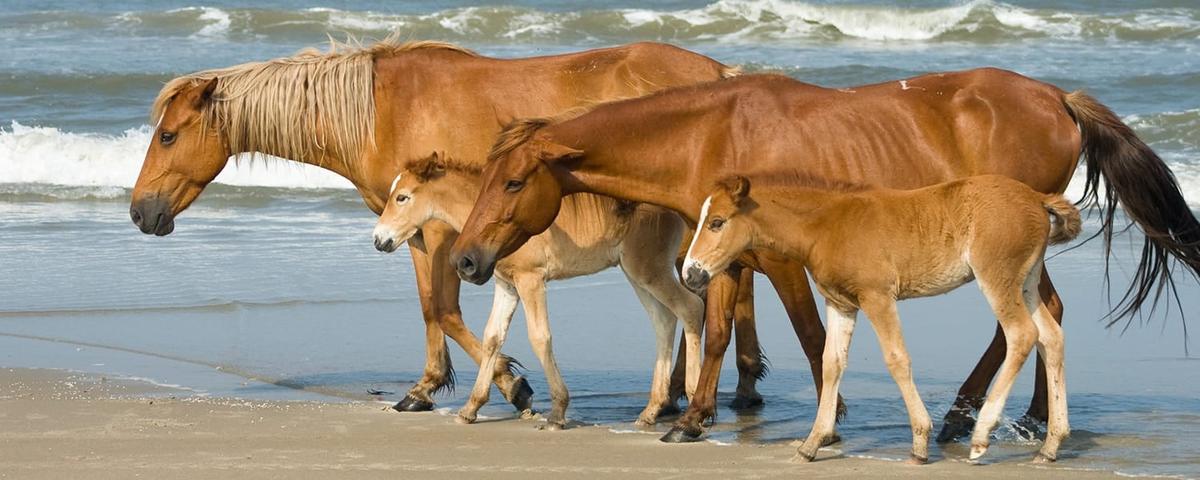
[130,209,142,226]
[684,265,710,290]
[457,255,477,276]
[375,237,395,253]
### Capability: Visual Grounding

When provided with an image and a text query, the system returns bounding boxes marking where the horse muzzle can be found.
[452,249,497,285]
[682,264,712,292]
[129,196,176,236]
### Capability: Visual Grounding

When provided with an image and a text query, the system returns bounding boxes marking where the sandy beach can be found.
[0,368,1128,480]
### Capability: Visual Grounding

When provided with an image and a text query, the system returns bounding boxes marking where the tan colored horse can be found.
[451,70,1200,443]
[127,39,758,414]
[372,153,703,428]
[681,174,1081,464]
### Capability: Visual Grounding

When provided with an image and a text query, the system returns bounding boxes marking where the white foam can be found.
[0,121,354,190]
[193,7,232,39]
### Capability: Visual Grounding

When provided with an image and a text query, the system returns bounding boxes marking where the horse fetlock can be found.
[455,408,478,425]
[729,392,764,410]
[502,375,535,412]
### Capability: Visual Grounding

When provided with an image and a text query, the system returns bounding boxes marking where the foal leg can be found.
[731,268,767,409]
[456,280,522,424]
[969,280,1039,461]
[862,297,932,465]
[663,267,740,442]
[626,278,686,426]
[514,277,571,430]
[939,269,1060,442]
[795,302,857,462]
[1029,283,1069,462]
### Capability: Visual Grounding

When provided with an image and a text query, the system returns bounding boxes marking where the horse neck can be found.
[423,171,483,232]
[745,186,850,263]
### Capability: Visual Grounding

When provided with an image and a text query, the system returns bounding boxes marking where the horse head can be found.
[373,152,465,253]
[451,129,581,285]
[130,78,230,236]
[681,175,754,291]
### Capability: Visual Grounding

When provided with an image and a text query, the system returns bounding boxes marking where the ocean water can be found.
[1,1,1198,478]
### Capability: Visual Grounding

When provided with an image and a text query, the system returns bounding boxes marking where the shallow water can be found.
[1,1,1198,478]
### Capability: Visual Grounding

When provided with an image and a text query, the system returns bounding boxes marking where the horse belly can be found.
[896,260,975,300]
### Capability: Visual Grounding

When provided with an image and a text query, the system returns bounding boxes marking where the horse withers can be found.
[682,174,1080,464]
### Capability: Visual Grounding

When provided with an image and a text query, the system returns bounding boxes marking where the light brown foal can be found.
[682,174,1081,464]
[373,153,703,428]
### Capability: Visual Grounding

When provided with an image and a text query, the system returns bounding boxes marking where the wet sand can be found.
[0,368,1125,480]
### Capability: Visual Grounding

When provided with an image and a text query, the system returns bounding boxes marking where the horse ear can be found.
[719,175,750,204]
[195,78,219,107]
[411,152,447,181]
[537,139,584,163]
[493,107,516,128]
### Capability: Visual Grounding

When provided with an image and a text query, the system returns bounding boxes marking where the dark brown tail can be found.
[1063,90,1200,335]
[1043,195,1082,246]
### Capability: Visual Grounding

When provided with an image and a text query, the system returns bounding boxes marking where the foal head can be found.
[130,78,231,236]
[451,120,582,285]
[373,152,471,253]
[681,175,756,291]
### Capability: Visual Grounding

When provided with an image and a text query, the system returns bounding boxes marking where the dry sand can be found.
[0,368,1122,479]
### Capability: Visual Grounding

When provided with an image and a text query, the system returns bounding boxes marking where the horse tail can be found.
[1042,195,1082,246]
[1062,90,1200,329]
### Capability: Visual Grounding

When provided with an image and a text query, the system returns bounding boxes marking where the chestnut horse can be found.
[128,39,762,414]
[682,174,1081,464]
[451,70,1200,443]
[372,153,703,428]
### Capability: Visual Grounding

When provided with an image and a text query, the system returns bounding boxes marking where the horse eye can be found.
[505,180,524,192]
[395,194,410,204]
[159,131,176,145]
[708,218,725,230]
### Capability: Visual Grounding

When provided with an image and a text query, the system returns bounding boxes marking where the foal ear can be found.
[537,139,584,163]
[718,175,751,204]
[411,152,447,181]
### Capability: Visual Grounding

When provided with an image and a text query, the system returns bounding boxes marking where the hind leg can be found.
[456,280,522,424]
[969,276,1040,461]
[1029,280,1069,462]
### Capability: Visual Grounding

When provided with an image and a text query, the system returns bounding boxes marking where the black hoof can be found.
[392,395,435,412]
[823,432,842,447]
[660,425,704,443]
[509,376,535,412]
[658,403,682,417]
[728,395,764,410]
[1013,415,1043,441]
[937,418,975,443]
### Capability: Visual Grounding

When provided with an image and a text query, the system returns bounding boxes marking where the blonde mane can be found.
[150,38,478,172]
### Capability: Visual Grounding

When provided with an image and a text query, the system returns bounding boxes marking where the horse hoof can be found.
[791,451,816,463]
[969,444,988,461]
[936,419,975,443]
[545,422,566,432]
[454,412,476,425]
[660,426,704,443]
[906,454,928,466]
[728,395,764,410]
[392,395,434,412]
[509,376,535,412]
[1033,452,1056,464]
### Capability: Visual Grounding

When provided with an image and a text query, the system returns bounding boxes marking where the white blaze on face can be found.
[389,172,404,195]
[683,195,713,281]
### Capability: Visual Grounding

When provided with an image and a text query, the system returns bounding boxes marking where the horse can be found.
[682,174,1081,464]
[127,38,770,416]
[372,152,703,428]
[450,70,1200,443]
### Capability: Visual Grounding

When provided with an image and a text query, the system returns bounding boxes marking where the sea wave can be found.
[4,1,1198,45]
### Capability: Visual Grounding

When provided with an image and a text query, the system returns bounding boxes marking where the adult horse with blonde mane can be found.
[681,174,1081,463]
[128,39,761,414]
[451,70,1200,443]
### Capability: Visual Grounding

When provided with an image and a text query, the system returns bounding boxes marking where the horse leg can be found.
[456,280,522,424]
[667,335,688,409]
[969,277,1039,461]
[730,267,766,409]
[938,268,1060,443]
[514,276,571,430]
[395,238,454,412]
[662,266,740,442]
[1031,294,1069,462]
[757,252,844,441]
[795,301,857,463]
[421,223,533,412]
[861,296,932,465]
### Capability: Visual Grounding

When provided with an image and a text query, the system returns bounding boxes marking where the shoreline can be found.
[0,368,1131,479]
